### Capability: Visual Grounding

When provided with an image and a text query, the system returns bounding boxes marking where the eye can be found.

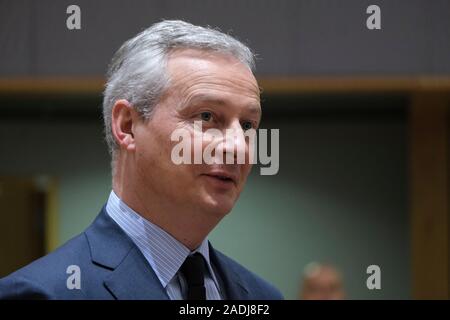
[241,121,254,131]
[200,111,213,122]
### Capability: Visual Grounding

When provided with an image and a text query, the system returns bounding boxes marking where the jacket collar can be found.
[85,206,169,299]
[85,206,250,300]
[208,243,250,300]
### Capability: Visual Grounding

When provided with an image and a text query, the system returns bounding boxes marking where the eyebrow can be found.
[188,94,226,106]
[187,94,262,116]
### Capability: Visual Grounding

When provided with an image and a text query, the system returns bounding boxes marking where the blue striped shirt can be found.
[105,190,223,300]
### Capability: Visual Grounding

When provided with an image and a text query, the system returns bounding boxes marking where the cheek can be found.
[135,126,173,170]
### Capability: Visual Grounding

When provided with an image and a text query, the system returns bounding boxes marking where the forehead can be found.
[166,48,261,104]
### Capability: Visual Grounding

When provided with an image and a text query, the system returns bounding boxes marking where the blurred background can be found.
[1,0,449,299]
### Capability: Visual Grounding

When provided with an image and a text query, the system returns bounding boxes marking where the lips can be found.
[203,171,238,186]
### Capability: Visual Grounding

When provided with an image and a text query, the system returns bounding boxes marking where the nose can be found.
[221,120,247,164]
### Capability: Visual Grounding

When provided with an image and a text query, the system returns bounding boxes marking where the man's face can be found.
[132,49,261,219]
[301,268,346,300]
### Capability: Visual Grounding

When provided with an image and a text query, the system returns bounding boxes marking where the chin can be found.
[201,196,236,217]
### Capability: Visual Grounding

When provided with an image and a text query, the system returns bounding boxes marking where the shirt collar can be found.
[106,190,219,289]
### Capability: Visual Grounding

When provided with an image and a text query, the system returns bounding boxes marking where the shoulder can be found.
[213,249,284,300]
[0,233,90,299]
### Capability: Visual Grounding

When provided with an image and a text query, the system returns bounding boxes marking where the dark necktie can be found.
[180,253,206,300]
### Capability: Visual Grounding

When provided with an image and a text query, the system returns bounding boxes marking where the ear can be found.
[111,99,138,152]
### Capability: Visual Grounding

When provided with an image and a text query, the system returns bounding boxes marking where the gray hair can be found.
[102,19,256,159]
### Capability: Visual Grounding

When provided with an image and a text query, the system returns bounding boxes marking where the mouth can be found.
[202,172,238,186]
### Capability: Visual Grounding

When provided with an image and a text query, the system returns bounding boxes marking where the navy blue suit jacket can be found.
[0,206,283,300]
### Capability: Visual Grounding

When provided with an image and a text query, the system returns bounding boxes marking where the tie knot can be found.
[180,253,206,286]
[180,253,207,300]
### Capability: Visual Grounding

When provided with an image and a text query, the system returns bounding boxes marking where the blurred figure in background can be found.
[300,262,346,300]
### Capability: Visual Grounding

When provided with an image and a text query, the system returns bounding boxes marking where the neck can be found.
[112,161,220,251]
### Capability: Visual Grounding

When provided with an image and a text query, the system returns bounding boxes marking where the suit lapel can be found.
[85,206,253,300]
[85,206,169,300]
[209,243,250,300]
[103,247,169,300]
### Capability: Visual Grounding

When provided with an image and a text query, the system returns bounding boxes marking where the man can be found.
[0,20,283,300]
[299,263,345,300]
